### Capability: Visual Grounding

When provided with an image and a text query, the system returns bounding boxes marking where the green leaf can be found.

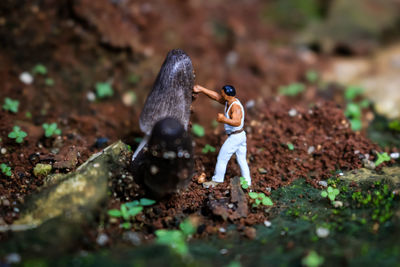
[125,200,139,208]
[128,206,143,217]
[192,123,205,137]
[8,132,17,138]
[108,209,122,217]
[140,198,156,206]
[255,199,261,206]
[121,204,129,220]
[121,222,131,229]
[155,230,188,255]
[249,192,259,199]
[345,103,361,118]
[287,143,294,150]
[179,219,196,236]
[32,64,47,75]
[45,78,54,86]
[375,152,391,166]
[321,191,328,198]
[262,197,273,206]
[327,187,333,193]
[333,189,340,196]
[279,83,305,96]
[302,250,324,267]
[95,82,114,99]
[349,119,362,131]
[388,120,400,131]
[305,70,318,83]
[345,86,363,100]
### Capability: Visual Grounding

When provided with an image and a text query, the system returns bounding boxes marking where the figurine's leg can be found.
[235,134,251,185]
[212,136,238,183]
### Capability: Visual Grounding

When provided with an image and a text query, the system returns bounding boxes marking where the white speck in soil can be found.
[219,227,226,233]
[123,231,142,246]
[390,152,399,159]
[87,91,96,102]
[246,99,255,109]
[219,248,228,255]
[316,227,329,238]
[318,181,328,187]
[264,220,272,227]
[1,148,6,154]
[150,165,159,175]
[19,72,33,85]
[96,233,109,246]
[288,108,297,117]
[307,146,315,154]
[265,187,271,192]
[94,163,100,168]
[5,253,21,264]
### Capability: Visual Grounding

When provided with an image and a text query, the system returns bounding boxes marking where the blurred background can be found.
[1,0,400,132]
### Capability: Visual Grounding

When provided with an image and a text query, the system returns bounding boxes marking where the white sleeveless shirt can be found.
[224,99,245,134]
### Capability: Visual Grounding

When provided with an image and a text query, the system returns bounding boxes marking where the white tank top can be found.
[224,99,245,134]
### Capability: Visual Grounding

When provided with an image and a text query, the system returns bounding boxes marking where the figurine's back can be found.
[139,49,194,135]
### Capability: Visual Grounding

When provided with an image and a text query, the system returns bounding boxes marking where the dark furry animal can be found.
[131,49,195,197]
[139,49,194,135]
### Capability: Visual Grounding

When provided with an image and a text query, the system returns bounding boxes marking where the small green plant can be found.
[279,83,305,96]
[0,163,12,177]
[8,126,27,143]
[45,78,54,86]
[287,142,294,150]
[25,111,32,119]
[95,82,114,98]
[192,123,205,137]
[240,176,249,189]
[32,64,47,75]
[42,123,61,138]
[2,97,19,113]
[344,86,363,101]
[374,152,391,166]
[202,144,216,154]
[155,218,196,256]
[305,70,318,83]
[321,186,340,202]
[388,120,400,131]
[128,74,140,85]
[249,192,273,207]
[302,250,324,267]
[108,198,156,229]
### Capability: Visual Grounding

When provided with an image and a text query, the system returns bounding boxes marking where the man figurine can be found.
[193,84,251,187]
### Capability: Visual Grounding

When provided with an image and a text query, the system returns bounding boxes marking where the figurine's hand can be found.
[217,113,225,123]
[193,85,202,93]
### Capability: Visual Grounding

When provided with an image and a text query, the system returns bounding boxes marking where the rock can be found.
[229,176,248,219]
[244,227,256,240]
[122,91,137,106]
[362,158,376,170]
[2,141,130,231]
[316,227,330,238]
[5,253,21,264]
[122,231,142,246]
[318,181,328,188]
[288,108,297,117]
[258,168,268,174]
[391,153,399,159]
[86,91,96,102]
[333,201,343,208]
[53,146,82,170]
[33,163,52,178]
[1,148,6,154]
[307,146,315,154]
[96,233,109,246]
[19,72,33,84]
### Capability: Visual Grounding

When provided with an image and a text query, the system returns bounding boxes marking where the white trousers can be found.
[212,131,251,185]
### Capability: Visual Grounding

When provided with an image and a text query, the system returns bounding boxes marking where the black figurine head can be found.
[222,85,236,96]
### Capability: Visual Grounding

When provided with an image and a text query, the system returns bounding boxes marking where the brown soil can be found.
[0,0,396,245]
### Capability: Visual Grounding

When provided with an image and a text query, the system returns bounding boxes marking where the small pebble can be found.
[219,227,226,233]
[362,158,375,170]
[5,253,21,264]
[219,248,228,255]
[122,231,141,246]
[96,233,109,246]
[288,108,297,117]
[122,91,137,106]
[316,227,329,238]
[19,72,33,84]
[307,146,315,154]
[333,201,343,208]
[354,150,360,155]
[265,187,271,193]
[2,199,10,206]
[338,172,344,176]
[228,203,234,209]
[87,91,96,102]
[390,152,399,159]
[258,168,267,174]
[245,99,255,109]
[318,181,328,187]
[264,220,272,227]
[1,148,6,154]
[13,207,20,213]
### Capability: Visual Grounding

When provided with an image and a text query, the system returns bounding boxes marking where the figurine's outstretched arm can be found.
[193,85,225,104]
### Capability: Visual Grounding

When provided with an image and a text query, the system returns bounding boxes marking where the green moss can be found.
[33,164,52,178]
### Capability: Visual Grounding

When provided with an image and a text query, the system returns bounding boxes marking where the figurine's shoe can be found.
[202,181,222,189]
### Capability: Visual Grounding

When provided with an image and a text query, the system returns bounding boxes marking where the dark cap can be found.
[222,85,236,96]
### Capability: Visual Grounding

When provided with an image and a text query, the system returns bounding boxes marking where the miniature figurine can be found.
[193,84,251,187]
